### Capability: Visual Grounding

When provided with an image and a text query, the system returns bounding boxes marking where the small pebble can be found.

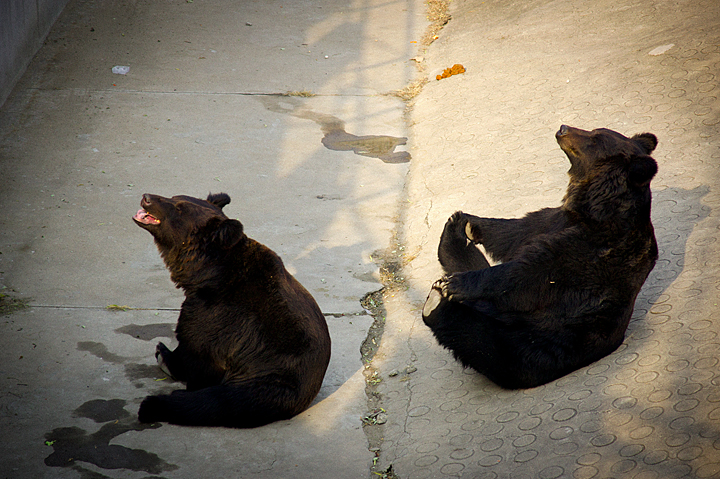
[375,412,388,425]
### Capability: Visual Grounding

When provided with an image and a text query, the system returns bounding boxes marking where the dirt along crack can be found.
[359,2,452,475]
[360,235,411,479]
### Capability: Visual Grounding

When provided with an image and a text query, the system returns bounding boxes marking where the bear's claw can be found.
[438,274,471,302]
[465,221,478,242]
[155,342,173,378]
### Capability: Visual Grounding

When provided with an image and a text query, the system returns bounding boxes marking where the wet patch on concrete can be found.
[259,95,411,163]
[115,322,175,341]
[44,399,177,476]
[77,341,126,364]
[125,363,170,385]
[77,340,175,387]
[319,127,410,164]
[72,399,130,423]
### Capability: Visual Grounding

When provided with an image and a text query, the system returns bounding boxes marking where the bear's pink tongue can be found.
[134,208,160,225]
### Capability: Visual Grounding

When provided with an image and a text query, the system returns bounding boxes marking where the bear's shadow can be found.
[628,185,711,330]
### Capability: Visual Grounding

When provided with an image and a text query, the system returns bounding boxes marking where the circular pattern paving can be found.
[376,0,720,476]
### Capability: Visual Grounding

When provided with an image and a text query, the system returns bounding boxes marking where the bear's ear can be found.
[629,156,658,187]
[210,218,244,249]
[207,192,231,210]
[632,133,658,154]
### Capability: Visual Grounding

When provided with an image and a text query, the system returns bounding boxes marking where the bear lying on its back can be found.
[133,193,331,427]
[423,125,659,389]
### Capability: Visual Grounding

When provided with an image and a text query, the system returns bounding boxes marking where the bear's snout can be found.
[141,193,153,208]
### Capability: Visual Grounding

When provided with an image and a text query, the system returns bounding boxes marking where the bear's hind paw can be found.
[422,283,445,326]
[423,283,443,315]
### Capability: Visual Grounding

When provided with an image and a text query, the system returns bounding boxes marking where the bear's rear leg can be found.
[138,377,302,428]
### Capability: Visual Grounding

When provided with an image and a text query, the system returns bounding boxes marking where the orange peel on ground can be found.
[436,64,466,80]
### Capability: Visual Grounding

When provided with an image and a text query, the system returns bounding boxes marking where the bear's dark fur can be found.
[132,193,331,427]
[423,125,659,389]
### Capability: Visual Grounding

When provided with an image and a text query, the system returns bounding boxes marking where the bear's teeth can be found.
[135,209,159,224]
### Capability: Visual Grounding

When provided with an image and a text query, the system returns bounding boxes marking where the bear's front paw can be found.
[443,211,468,239]
[445,211,482,244]
[155,342,173,377]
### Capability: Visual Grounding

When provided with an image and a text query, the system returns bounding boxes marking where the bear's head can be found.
[133,193,245,286]
[555,125,658,223]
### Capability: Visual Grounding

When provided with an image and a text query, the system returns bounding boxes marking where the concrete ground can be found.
[0,0,422,477]
[1,0,719,478]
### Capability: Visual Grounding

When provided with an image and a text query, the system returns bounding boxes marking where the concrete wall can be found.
[0,0,70,107]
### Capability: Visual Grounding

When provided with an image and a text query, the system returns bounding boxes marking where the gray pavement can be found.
[0,0,422,477]
[1,0,720,478]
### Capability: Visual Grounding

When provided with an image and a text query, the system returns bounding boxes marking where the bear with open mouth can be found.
[133,192,331,428]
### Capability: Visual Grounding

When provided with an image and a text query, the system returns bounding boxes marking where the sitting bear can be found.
[132,193,331,427]
[423,125,659,389]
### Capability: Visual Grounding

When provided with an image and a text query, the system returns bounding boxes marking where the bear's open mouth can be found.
[134,208,160,225]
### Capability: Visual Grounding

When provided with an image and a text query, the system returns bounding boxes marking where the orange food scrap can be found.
[436,63,466,80]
